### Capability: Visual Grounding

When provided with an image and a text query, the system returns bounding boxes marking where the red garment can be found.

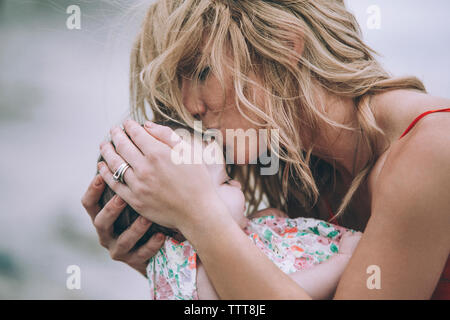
[327,107,450,299]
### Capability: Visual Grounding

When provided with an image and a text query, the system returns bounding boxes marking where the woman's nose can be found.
[181,79,206,119]
[192,105,206,120]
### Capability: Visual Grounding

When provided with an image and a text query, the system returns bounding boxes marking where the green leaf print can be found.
[327,230,339,238]
[264,229,273,241]
[330,243,339,253]
[309,226,320,235]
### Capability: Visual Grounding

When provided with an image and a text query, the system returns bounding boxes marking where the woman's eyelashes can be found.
[223,177,233,185]
[198,66,210,82]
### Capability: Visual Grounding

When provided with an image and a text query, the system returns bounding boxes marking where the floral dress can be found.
[146,215,351,300]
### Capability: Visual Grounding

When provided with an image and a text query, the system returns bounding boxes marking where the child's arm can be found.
[288,231,362,299]
[197,261,220,300]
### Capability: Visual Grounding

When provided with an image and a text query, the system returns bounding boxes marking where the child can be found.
[97,121,361,300]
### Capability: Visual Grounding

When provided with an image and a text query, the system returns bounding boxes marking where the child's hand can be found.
[338,231,362,256]
[196,261,220,299]
[288,230,363,299]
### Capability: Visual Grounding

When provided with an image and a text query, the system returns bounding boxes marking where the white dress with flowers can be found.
[146,215,351,299]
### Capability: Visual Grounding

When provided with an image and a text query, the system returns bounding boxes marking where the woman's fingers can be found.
[81,174,105,222]
[123,119,167,155]
[100,141,137,186]
[93,194,127,248]
[132,232,166,262]
[98,161,134,201]
[110,216,153,260]
[144,121,182,149]
[109,126,145,167]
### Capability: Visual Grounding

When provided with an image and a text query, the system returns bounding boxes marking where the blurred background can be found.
[0,0,449,299]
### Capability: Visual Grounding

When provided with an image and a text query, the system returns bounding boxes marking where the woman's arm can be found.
[334,117,450,299]
[181,202,312,299]
[188,117,449,300]
[196,231,361,300]
[100,119,449,299]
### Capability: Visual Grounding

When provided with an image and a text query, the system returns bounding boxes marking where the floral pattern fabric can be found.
[146,215,351,300]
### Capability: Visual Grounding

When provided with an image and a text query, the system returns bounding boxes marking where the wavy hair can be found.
[129,0,426,226]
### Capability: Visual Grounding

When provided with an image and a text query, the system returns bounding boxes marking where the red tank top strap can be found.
[325,198,337,224]
[323,195,340,226]
[399,108,450,139]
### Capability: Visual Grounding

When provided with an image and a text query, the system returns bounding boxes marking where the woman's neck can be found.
[305,87,444,183]
[303,86,390,183]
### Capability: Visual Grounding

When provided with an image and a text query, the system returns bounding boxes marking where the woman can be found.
[82,0,450,299]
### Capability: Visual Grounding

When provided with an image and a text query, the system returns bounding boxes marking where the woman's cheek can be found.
[223,136,261,165]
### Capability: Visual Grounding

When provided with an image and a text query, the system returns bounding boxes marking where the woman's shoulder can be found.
[371,89,450,140]
[369,90,450,193]
[368,104,450,228]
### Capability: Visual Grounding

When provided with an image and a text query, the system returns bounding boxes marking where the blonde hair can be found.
[129,0,426,226]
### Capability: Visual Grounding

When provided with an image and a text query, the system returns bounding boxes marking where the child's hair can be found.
[96,119,193,248]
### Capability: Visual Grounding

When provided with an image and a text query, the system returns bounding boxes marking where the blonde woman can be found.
[82,0,450,299]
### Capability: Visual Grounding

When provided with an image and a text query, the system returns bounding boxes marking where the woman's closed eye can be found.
[198,66,210,82]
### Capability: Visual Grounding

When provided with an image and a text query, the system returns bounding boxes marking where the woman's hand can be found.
[96,119,218,232]
[81,174,165,276]
[95,119,311,299]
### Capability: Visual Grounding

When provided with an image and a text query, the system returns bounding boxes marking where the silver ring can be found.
[113,162,130,184]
